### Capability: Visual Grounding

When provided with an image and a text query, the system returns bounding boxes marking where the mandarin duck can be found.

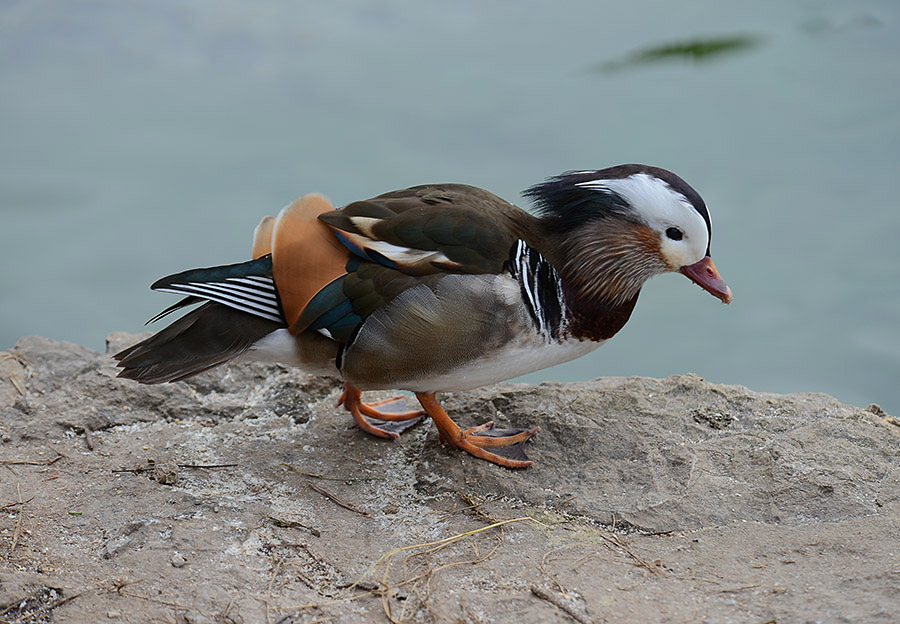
[115,164,732,468]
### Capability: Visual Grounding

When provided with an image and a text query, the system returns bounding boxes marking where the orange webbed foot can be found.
[338,383,426,439]
[416,393,539,468]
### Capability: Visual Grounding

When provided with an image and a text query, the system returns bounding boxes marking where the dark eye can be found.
[666,227,683,241]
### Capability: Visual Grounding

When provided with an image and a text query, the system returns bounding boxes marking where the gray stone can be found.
[0,334,897,623]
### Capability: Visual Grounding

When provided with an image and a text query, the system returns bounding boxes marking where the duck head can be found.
[526,164,733,305]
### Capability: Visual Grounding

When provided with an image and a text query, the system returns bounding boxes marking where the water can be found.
[2,1,898,415]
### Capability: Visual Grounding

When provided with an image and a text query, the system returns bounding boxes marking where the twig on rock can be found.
[0,454,64,466]
[530,584,594,624]
[455,491,498,524]
[112,462,237,474]
[307,483,370,518]
[267,516,321,537]
[10,483,24,554]
[281,463,383,482]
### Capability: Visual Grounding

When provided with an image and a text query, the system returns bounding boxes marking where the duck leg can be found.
[338,382,426,438]
[415,393,539,468]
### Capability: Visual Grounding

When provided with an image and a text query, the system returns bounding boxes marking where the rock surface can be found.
[0,334,898,623]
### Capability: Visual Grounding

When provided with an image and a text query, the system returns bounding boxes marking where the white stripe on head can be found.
[577,173,709,268]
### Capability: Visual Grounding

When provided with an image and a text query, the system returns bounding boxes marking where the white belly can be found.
[398,336,603,393]
[242,328,338,377]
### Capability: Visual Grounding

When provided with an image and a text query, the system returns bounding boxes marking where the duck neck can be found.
[560,282,640,341]
[553,219,664,341]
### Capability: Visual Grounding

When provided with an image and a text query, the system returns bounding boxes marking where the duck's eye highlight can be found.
[666,227,683,241]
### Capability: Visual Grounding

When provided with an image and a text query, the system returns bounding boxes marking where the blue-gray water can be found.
[2,1,898,415]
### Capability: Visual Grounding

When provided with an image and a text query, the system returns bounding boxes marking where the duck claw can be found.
[362,414,427,436]
[338,383,427,439]
[460,422,540,463]
[417,393,538,468]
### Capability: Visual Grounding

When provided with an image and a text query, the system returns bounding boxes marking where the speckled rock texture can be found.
[1,334,898,623]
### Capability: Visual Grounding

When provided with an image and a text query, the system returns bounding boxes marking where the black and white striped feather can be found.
[150,257,285,324]
[506,240,567,341]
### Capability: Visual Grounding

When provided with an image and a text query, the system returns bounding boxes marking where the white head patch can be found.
[576,172,710,269]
